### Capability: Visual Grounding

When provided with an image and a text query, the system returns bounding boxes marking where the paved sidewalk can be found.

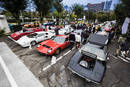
[0,42,44,87]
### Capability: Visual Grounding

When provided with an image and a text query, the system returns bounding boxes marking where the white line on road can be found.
[126,57,130,61]
[109,54,118,59]
[0,56,18,87]
[118,56,130,63]
[42,64,51,71]
[63,50,71,56]
[43,50,71,71]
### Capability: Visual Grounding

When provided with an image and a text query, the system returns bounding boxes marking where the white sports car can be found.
[16,31,55,47]
[59,25,74,35]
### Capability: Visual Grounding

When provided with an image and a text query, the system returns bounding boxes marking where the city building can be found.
[87,2,105,12]
[104,0,112,11]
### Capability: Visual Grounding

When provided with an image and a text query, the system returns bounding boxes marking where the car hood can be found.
[68,51,105,83]
[42,40,61,49]
[16,36,33,44]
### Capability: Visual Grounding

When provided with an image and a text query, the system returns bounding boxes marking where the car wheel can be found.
[30,41,36,46]
[55,48,61,55]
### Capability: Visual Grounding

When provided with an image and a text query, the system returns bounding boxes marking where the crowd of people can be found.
[69,22,130,58]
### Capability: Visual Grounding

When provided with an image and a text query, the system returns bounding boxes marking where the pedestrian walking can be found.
[54,26,59,35]
[88,25,92,33]
[92,26,96,33]
[120,41,129,57]
[108,30,115,44]
[69,32,76,50]
[81,29,89,44]
[75,33,81,49]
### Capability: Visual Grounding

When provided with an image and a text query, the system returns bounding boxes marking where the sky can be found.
[0,0,119,11]
[62,0,119,10]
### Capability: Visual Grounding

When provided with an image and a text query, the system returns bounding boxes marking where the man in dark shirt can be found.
[69,32,76,50]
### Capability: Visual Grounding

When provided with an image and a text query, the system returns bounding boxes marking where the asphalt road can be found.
[0,36,130,87]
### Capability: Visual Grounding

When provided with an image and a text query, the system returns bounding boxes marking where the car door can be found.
[36,33,45,42]
[62,37,69,49]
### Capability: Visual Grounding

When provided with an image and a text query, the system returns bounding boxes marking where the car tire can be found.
[55,48,61,55]
[30,41,36,46]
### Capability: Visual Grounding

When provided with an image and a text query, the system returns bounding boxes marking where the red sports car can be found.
[37,35,70,55]
[9,28,44,40]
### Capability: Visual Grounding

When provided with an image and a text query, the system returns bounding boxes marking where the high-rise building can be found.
[104,0,112,11]
[87,2,105,12]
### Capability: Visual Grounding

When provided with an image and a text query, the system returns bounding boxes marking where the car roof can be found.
[88,34,108,46]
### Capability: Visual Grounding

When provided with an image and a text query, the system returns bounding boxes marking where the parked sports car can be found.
[68,44,108,83]
[9,28,44,40]
[96,31,109,36]
[37,35,70,55]
[59,26,74,35]
[16,31,55,47]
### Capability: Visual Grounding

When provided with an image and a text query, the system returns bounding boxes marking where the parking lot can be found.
[0,36,130,87]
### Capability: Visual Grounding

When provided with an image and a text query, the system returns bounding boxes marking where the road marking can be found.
[0,56,18,87]
[43,50,71,71]
[126,57,130,61]
[56,56,63,61]
[63,50,71,56]
[109,54,118,59]
[118,56,130,63]
[109,54,130,63]
[42,64,51,71]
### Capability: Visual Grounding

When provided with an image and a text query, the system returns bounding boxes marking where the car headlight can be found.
[48,49,52,53]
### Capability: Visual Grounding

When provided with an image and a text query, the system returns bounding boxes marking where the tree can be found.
[72,4,84,19]
[0,0,28,24]
[33,0,53,23]
[53,0,63,25]
[53,0,63,14]
[115,0,130,24]
[85,11,96,22]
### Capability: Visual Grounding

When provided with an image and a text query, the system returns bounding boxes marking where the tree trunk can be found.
[39,12,43,24]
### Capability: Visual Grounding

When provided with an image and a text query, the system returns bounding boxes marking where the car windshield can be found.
[52,36,65,43]
[27,33,37,38]
[18,30,24,33]
[25,30,33,32]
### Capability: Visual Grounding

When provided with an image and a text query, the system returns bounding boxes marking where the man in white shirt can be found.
[75,33,81,49]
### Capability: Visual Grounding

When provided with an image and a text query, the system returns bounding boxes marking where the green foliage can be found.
[70,13,77,21]
[85,11,96,21]
[0,0,28,24]
[96,12,109,22]
[0,30,5,36]
[115,0,130,25]
[72,4,84,18]
[33,0,53,23]
[85,11,116,23]
[53,0,63,14]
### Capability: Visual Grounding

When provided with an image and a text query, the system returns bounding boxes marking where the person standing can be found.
[108,30,115,44]
[92,26,96,33]
[54,26,59,35]
[81,29,89,44]
[69,32,76,50]
[75,33,81,49]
